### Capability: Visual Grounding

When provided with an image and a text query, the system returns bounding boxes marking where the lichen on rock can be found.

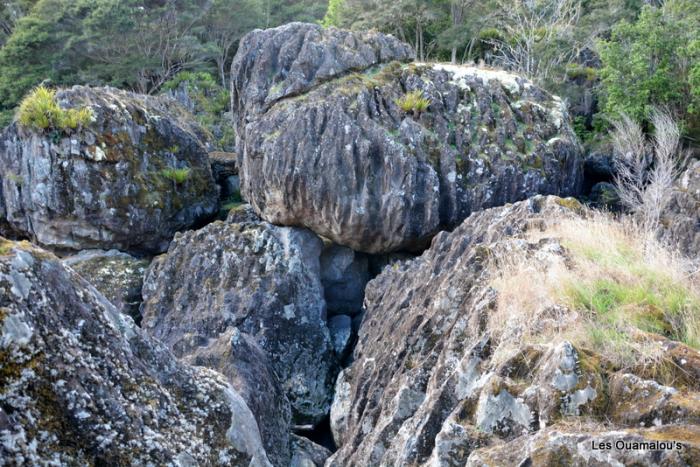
[0,85,219,254]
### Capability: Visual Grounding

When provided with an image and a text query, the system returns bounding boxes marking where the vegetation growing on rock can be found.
[17,86,92,132]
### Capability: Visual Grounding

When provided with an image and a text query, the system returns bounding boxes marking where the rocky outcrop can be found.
[140,217,338,456]
[232,23,583,253]
[662,160,700,257]
[62,249,149,322]
[0,238,271,465]
[0,86,219,254]
[327,196,700,466]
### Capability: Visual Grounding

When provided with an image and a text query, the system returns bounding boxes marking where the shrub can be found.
[395,90,431,117]
[17,86,93,132]
[160,168,191,184]
[610,109,688,235]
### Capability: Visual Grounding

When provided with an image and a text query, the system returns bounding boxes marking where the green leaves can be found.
[17,86,93,132]
[597,0,700,139]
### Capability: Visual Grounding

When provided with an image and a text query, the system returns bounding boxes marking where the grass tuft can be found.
[17,86,93,132]
[159,168,191,184]
[395,90,431,116]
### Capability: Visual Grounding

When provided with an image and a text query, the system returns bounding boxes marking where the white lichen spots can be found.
[430,63,531,95]
[476,388,533,435]
[1,313,34,348]
[88,145,107,162]
[561,386,597,416]
[283,304,296,320]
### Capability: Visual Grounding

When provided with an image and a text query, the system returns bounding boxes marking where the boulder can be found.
[140,218,337,428]
[62,249,149,323]
[0,86,219,254]
[0,238,271,465]
[289,434,332,467]
[232,23,583,253]
[185,328,292,467]
[662,160,700,257]
[327,197,584,465]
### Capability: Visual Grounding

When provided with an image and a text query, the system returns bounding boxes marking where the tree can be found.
[611,108,688,236]
[486,0,582,84]
[321,0,344,27]
[0,0,37,47]
[597,0,700,140]
[200,0,265,88]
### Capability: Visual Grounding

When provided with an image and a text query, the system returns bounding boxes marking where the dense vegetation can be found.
[1,0,698,149]
[0,0,329,127]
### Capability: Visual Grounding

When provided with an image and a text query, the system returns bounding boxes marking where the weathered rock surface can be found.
[662,160,700,257]
[466,425,700,466]
[0,86,219,254]
[140,217,337,432]
[232,23,583,253]
[210,151,240,199]
[231,22,414,130]
[0,238,271,465]
[63,249,149,322]
[185,328,292,466]
[327,196,700,466]
[290,434,332,467]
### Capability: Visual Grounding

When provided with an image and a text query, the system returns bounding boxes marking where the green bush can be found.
[395,90,431,116]
[597,1,700,138]
[162,72,232,150]
[17,86,92,132]
[160,167,191,184]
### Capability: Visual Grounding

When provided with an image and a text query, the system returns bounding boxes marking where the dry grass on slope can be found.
[490,211,700,384]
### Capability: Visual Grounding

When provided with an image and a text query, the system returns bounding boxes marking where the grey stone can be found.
[62,249,149,323]
[0,86,219,254]
[0,239,271,465]
[328,314,353,357]
[320,244,370,316]
[232,24,583,254]
[141,219,337,427]
[661,160,700,257]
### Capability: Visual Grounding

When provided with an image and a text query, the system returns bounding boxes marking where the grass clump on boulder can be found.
[17,86,93,132]
[159,167,191,184]
[395,90,430,117]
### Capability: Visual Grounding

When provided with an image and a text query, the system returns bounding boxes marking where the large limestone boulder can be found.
[662,160,700,257]
[0,86,219,254]
[232,23,583,253]
[0,238,271,465]
[140,217,337,435]
[327,196,700,466]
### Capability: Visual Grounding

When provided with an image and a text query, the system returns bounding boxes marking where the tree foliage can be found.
[0,0,328,124]
[598,0,700,139]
